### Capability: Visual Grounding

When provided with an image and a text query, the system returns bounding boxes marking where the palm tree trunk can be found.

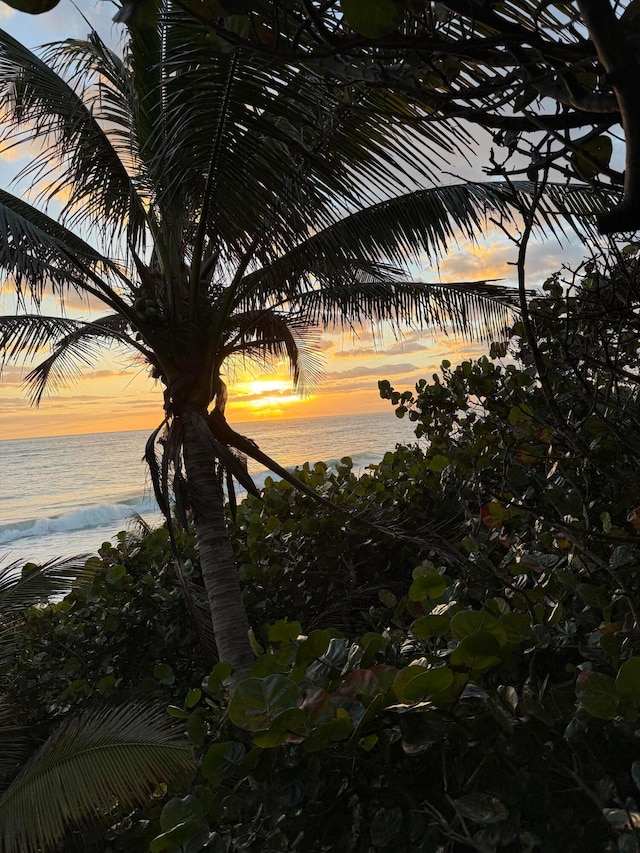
[181,411,254,689]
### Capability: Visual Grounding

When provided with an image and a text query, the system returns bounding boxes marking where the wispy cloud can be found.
[324,362,419,382]
[421,234,587,289]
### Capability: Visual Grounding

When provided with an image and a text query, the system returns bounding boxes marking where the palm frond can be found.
[0,556,94,676]
[153,10,471,267]
[177,570,217,661]
[145,421,171,522]
[0,703,193,853]
[238,181,613,312]
[0,700,27,786]
[0,28,148,248]
[21,315,135,405]
[0,555,94,620]
[0,313,138,404]
[0,189,122,306]
[0,315,81,363]
[231,180,614,343]
[224,310,325,394]
[296,279,519,343]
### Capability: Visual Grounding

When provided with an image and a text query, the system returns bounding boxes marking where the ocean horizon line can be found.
[0,407,394,444]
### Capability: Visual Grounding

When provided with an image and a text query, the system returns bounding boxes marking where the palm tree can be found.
[0,557,193,853]
[0,4,609,684]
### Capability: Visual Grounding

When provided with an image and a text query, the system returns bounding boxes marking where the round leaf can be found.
[576,671,618,720]
[403,666,454,701]
[450,632,502,673]
[451,611,506,645]
[228,674,300,731]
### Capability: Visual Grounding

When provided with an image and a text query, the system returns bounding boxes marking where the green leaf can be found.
[251,655,285,677]
[154,664,175,686]
[412,614,451,638]
[201,742,232,786]
[426,454,449,473]
[359,734,379,752]
[200,741,245,788]
[202,663,232,699]
[268,619,302,643]
[167,706,189,719]
[576,671,618,720]
[105,564,127,584]
[295,630,331,668]
[393,665,430,703]
[409,572,447,602]
[508,404,533,426]
[159,795,203,833]
[403,667,454,701]
[360,633,388,667]
[151,801,208,853]
[500,612,533,643]
[615,657,640,704]
[480,501,508,529]
[185,688,201,709]
[253,708,307,747]
[370,665,397,694]
[400,713,448,754]
[338,669,380,704]
[453,793,509,825]
[341,0,402,37]
[303,708,353,751]
[96,674,116,693]
[450,611,506,645]
[187,711,206,748]
[228,675,300,731]
[571,136,613,180]
[450,631,502,673]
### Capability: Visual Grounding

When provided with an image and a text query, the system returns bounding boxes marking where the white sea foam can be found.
[1,410,419,563]
[0,496,158,545]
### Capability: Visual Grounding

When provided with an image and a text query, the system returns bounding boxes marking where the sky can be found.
[0,0,594,440]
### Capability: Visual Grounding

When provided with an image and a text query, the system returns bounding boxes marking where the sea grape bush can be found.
[12,524,208,717]
[11,250,640,850]
[232,451,459,634]
[182,251,640,852]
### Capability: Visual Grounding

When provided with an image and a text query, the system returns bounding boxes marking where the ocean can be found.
[0,411,419,565]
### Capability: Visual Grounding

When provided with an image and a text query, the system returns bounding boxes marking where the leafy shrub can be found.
[158,251,640,852]
[15,250,640,851]
[11,525,207,724]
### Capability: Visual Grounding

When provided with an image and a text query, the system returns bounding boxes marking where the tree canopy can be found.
[101,0,637,235]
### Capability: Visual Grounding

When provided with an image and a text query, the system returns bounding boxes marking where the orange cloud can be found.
[422,234,586,288]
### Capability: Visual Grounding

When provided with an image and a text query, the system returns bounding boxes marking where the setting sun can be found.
[241,379,292,397]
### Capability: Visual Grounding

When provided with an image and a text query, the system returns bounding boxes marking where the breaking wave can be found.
[0,496,158,546]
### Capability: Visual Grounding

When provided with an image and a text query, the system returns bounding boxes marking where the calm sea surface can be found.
[0,411,418,564]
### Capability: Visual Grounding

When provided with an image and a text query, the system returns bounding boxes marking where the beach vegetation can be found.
[0,557,193,853]
[9,248,640,850]
[0,3,607,686]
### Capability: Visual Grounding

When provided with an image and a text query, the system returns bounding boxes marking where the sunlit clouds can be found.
[0,236,578,439]
[422,230,588,288]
